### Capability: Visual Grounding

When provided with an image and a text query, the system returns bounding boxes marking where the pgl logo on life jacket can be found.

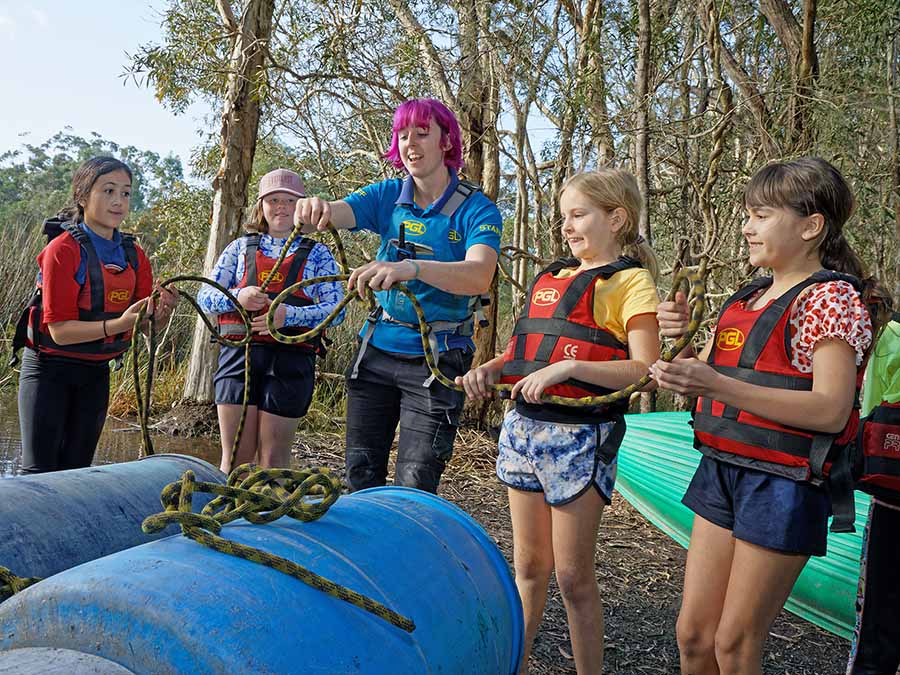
[716,327,745,351]
[448,229,461,242]
[403,220,426,236]
[258,270,284,284]
[532,288,560,306]
[108,289,130,304]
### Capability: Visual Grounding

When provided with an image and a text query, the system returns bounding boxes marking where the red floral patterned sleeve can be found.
[789,280,873,373]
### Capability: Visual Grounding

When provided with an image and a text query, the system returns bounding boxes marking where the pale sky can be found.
[0,1,558,185]
[0,1,212,177]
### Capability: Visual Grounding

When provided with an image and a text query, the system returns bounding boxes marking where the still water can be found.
[0,390,221,477]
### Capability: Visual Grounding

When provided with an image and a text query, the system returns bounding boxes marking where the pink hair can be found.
[383,99,464,172]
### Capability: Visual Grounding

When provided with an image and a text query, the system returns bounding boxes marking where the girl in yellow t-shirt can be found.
[457,169,660,674]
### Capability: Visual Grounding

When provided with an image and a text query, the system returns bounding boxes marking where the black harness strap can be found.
[244,234,262,287]
[275,238,316,301]
[63,223,105,314]
[121,233,139,274]
[516,257,640,364]
[709,365,814,390]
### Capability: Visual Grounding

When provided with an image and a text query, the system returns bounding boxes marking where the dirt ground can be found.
[290,428,853,675]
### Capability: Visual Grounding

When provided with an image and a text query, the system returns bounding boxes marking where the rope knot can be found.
[142,465,415,633]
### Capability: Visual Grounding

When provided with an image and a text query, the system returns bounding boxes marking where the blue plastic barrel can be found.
[0,486,524,674]
[0,648,133,674]
[0,454,224,582]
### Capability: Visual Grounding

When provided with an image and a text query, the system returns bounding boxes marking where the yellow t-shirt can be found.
[554,266,659,344]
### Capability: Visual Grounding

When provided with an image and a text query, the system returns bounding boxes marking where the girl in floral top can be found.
[652,157,891,675]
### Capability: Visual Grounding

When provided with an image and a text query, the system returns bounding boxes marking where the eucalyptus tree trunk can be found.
[635,0,654,413]
[183,0,275,402]
[890,31,900,295]
[634,0,652,241]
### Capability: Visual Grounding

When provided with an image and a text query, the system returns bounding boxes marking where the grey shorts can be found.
[496,409,623,505]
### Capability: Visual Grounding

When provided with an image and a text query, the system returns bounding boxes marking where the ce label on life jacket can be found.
[563,343,580,359]
[716,327,745,351]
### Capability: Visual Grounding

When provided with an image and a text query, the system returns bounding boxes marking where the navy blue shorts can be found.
[214,344,315,419]
[682,455,830,557]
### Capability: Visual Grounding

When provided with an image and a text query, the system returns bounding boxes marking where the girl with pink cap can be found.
[198,168,344,472]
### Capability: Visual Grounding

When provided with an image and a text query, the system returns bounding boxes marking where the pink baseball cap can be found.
[258,169,305,200]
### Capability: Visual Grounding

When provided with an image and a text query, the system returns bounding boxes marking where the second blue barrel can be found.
[0,486,524,674]
[0,454,225,583]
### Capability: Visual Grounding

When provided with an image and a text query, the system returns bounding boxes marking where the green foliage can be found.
[0,131,184,230]
[125,0,230,113]
[132,181,213,279]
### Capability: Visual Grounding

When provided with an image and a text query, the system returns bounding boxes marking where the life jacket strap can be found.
[439,180,480,218]
[827,445,857,533]
[349,307,382,380]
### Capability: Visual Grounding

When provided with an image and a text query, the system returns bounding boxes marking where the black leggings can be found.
[847,498,900,674]
[17,348,110,473]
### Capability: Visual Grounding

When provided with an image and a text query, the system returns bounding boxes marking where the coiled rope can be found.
[141,465,415,632]
[0,565,40,602]
[3,228,705,604]
[263,227,708,406]
[134,221,707,452]
[131,226,348,466]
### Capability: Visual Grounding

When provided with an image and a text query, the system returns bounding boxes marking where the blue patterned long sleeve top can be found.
[197,234,345,328]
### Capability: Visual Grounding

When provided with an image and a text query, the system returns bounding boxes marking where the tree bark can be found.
[635,0,654,414]
[635,0,652,240]
[698,6,778,158]
[470,0,503,374]
[759,0,803,59]
[890,30,900,294]
[182,0,276,402]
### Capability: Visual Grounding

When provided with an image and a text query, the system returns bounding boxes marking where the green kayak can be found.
[617,411,866,640]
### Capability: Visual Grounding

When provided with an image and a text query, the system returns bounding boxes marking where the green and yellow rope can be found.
[142,465,415,632]
[265,248,708,407]
[0,565,40,603]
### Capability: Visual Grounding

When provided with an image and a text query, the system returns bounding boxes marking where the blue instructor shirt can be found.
[344,170,503,354]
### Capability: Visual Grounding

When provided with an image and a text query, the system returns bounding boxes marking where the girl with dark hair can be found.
[651,157,890,673]
[294,99,503,494]
[16,156,176,473]
[197,168,344,473]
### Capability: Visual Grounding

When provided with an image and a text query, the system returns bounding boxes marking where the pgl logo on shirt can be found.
[448,229,461,242]
[532,288,560,306]
[403,220,426,236]
[107,289,130,304]
[716,327,745,351]
[258,270,284,284]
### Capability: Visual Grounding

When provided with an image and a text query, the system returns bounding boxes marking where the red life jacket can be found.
[216,234,323,353]
[856,402,900,499]
[499,256,641,418]
[854,313,900,500]
[13,220,141,363]
[692,270,866,532]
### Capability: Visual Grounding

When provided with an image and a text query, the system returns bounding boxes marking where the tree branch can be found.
[215,0,237,33]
